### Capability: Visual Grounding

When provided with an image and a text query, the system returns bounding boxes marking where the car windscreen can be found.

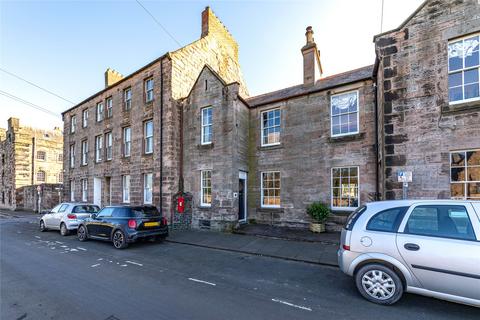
[73,205,100,213]
[131,207,161,217]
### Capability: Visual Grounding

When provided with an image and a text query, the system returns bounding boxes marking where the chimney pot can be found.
[305,26,314,44]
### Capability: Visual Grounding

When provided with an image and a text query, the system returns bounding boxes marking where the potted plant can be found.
[307,202,330,233]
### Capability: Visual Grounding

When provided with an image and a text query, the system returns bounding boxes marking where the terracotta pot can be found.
[310,222,325,233]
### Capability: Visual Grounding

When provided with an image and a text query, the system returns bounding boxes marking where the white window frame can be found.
[81,140,88,165]
[106,97,113,118]
[448,33,480,105]
[105,132,113,161]
[81,179,88,202]
[123,127,131,157]
[330,90,360,138]
[70,180,75,202]
[70,144,75,168]
[70,115,76,133]
[260,171,281,208]
[95,135,103,162]
[200,170,212,207]
[144,120,153,154]
[450,149,480,200]
[82,109,88,128]
[37,170,46,182]
[124,87,132,110]
[37,151,46,161]
[260,108,281,147]
[96,102,104,122]
[145,78,154,103]
[122,175,130,203]
[144,173,153,204]
[331,166,360,211]
[201,107,213,145]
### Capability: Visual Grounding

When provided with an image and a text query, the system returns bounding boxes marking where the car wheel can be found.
[60,223,69,236]
[355,263,403,305]
[112,230,128,249]
[40,220,46,232]
[77,225,88,242]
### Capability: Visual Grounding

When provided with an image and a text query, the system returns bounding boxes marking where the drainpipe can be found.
[373,56,380,201]
[31,136,36,185]
[160,59,164,216]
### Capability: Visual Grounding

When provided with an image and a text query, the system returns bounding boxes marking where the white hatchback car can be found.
[40,203,100,236]
[338,200,480,307]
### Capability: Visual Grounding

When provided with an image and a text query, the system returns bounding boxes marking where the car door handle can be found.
[404,243,420,251]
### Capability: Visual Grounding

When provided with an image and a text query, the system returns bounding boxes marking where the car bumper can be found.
[127,226,169,242]
[337,247,360,276]
[64,220,81,230]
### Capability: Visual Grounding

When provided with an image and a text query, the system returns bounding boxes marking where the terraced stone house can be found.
[63,1,480,231]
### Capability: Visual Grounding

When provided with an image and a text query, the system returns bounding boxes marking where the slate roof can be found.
[246,65,374,107]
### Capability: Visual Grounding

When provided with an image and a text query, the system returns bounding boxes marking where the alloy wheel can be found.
[113,231,125,249]
[78,226,86,241]
[40,220,45,232]
[361,269,396,300]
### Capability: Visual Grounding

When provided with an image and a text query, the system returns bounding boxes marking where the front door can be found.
[93,177,102,207]
[238,171,247,222]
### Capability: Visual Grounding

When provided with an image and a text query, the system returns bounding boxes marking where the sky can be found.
[0,0,424,130]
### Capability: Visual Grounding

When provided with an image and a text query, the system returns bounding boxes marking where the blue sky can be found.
[0,0,423,130]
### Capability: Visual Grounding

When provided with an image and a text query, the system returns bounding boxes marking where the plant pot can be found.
[310,222,325,233]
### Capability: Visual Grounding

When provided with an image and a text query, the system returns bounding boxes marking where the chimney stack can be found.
[105,68,124,88]
[301,26,322,86]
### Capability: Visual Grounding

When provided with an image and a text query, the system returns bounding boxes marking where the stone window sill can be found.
[442,100,480,115]
[257,207,284,213]
[198,205,212,210]
[198,143,214,150]
[328,132,365,143]
[258,144,283,151]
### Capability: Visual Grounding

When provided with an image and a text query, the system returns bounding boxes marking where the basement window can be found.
[448,34,480,104]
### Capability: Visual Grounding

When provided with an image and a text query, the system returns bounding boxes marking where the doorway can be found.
[93,177,102,207]
[238,171,247,223]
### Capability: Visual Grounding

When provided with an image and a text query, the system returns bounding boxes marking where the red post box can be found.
[177,196,185,213]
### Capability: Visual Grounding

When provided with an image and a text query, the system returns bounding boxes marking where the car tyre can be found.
[355,263,403,305]
[60,223,69,236]
[77,225,88,242]
[112,230,128,249]
[40,220,46,232]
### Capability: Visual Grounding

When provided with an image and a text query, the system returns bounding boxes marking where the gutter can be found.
[372,55,381,200]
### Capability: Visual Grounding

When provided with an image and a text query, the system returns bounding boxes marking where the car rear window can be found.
[132,207,160,217]
[344,205,367,230]
[73,205,100,213]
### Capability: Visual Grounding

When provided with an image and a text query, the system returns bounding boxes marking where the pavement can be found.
[167,229,339,266]
[1,211,479,320]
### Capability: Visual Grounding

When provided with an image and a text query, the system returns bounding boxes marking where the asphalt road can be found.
[1,215,479,320]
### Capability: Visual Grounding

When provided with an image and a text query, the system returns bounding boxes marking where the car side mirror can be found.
[91,213,97,219]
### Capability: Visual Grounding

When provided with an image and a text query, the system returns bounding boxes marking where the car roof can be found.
[61,202,100,206]
[365,199,480,210]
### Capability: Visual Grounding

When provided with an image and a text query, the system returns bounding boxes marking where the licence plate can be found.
[144,222,160,227]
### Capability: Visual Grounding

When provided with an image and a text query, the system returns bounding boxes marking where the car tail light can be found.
[67,214,77,219]
[128,219,137,229]
[343,245,350,251]
[161,217,168,226]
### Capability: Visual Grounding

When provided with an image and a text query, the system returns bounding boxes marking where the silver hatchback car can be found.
[338,200,480,307]
[40,202,100,236]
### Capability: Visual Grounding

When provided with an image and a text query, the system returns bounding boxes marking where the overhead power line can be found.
[0,89,61,118]
[0,67,75,104]
[135,0,182,47]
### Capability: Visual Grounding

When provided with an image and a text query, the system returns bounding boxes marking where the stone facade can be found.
[374,0,480,200]
[61,7,248,223]
[61,2,480,231]
[0,117,63,211]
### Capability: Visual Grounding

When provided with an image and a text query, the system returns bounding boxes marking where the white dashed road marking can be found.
[271,299,312,312]
[91,264,101,268]
[34,236,41,239]
[125,260,143,267]
[188,278,216,286]
[77,247,87,251]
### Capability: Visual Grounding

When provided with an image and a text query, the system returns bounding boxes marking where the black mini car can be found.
[77,205,168,249]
